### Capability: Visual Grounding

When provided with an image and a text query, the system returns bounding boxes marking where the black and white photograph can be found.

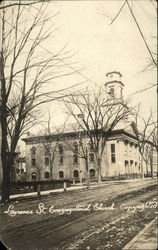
[0,0,157,249]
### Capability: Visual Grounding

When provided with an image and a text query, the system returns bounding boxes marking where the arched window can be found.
[109,87,114,97]
[58,144,64,154]
[45,171,49,179]
[73,170,79,178]
[32,172,37,180]
[90,169,95,178]
[73,142,78,153]
[59,171,64,178]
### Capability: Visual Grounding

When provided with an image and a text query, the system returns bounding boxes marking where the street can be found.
[0,179,157,250]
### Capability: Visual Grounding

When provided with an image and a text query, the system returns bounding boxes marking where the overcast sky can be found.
[17,0,157,147]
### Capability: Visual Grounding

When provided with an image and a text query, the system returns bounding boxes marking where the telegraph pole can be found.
[0,9,3,185]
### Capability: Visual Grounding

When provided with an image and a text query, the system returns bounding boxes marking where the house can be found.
[22,72,155,182]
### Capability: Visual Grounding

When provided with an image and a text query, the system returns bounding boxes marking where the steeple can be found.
[105,71,124,100]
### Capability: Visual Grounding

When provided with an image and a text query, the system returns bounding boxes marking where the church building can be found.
[23,72,146,182]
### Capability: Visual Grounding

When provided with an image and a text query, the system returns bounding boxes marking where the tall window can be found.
[45,147,50,166]
[89,141,94,151]
[59,156,64,165]
[73,154,78,164]
[58,144,64,154]
[111,144,116,163]
[45,171,49,179]
[31,147,36,167]
[59,171,64,178]
[73,142,78,153]
[90,169,95,178]
[31,172,36,180]
[125,160,129,167]
[58,144,64,165]
[89,153,94,162]
[45,156,49,166]
[73,142,79,164]
[73,170,79,178]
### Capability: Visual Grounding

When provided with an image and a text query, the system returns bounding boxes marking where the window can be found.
[45,156,49,166]
[73,142,78,153]
[89,141,94,151]
[31,158,36,166]
[21,169,24,174]
[135,162,137,167]
[59,156,64,165]
[59,171,64,178]
[32,173,36,180]
[73,170,79,178]
[109,87,114,97]
[89,153,94,162]
[138,164,141,171]
[130,160,133,166]
[58,144,63,154]
[31,147,36,156]
[31,147,36,167]
[125,160,128,167]
[45,171,49,179]
[45,147,50,156]
[16,168,20,174]
[111,144,116,163]
[90,169,95,178]
[73,154,78,164]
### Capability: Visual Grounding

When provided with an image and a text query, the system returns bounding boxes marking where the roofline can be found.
[104,80,124,87]
[22,128,137,143]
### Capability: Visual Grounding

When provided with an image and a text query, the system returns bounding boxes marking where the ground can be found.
[0,179,157,250]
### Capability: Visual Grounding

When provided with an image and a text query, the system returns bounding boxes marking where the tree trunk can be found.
[1,153,14,203]
[145,162,148,175]
[1,53,10,203]
[150,147,154,178]
[85,157,90,190]
[140,154,144,179]
[97,158,102,184]
[50,160,53,179]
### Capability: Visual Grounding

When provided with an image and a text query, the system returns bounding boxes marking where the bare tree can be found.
[107,0,157,68]
[39,112,68,180]
[0,0,45,10]
[64,88,131,183]
[132,105,156,178]
[62,124,91,189]
[0,1,76,203]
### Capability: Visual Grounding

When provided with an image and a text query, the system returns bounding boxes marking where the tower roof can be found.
[106,71,122,77]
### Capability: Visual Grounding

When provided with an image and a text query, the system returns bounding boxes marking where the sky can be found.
[11,0,157,150]
[40,0,157,127]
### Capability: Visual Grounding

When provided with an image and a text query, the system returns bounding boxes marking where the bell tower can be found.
[105,71,124,100]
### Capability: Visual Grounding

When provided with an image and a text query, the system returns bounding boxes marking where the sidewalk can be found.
[123,217,158,250]
[1,181,107,201]
[0,177,156,201]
